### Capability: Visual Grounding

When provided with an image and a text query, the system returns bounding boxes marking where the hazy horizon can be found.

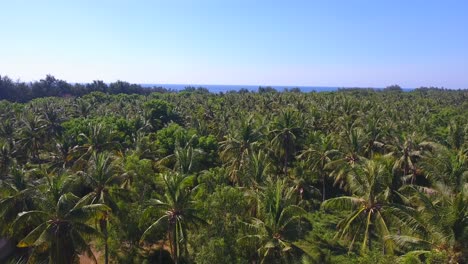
[1,1,468,89]
[0,75,455,90]
[0,76,420,90]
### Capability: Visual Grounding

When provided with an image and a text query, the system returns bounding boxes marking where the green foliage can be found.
[194,238,237,264]
[62,116,136,146]
[143,99,179,130]
[1,87,467,263]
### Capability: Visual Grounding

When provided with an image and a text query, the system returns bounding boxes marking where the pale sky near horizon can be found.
[1,0,467,88]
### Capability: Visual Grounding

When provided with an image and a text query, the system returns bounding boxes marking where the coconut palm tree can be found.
[240,178,309,263]
[77,152,128,264]
[72,124,120,163]
[0,140,14,176]
[388,184,467,263]
[73,98,92,118]
[388,133,435,185]
[13,188,109,264]
[297,132,340,201]
[40,99,65,139]
[325,127,367,189]
[269,109,304,175]
[18,112,46,161]
[0,166,38,238]
[362,115,387,158]
[322,156,413,254]
[246,150,271,188]
[47,135,75,171]
[420,147,468,193]
[141,173,206,264]
[157,135,204,175]
[447,120,465,150]
[0,119,16,150]
[220,116,263,185]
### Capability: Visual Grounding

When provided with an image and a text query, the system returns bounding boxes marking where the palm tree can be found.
[269,109,304,175]
[246,150,271,188]
[47,135,75,170]
[14,190,109,263]
[420,147,468,193]
[0,119,16,149]
[388,133,435,184]
[72,124,119,163]
[325,128,367,189]
[18,112,46,161]
[220,116,263,184]
[447,120,465,150]
[158,135,203,175]
[173,141,203,175]
[41,99,64,139]
[141,173,206,264]
[240,178,309,263]
[362,115,387,158]
[388,185,467,263]
[77,152,128,264]
[0,167,38,238]
[297,132,339,201]
[0,140,14,176]
[322,157,412,254]
[73,98,92,118]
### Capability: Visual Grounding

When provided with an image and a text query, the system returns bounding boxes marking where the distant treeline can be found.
[0,75,173,102]
[0,74,461,102]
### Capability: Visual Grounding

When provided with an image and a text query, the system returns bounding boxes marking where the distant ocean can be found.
[140,84,412,93]
[141,84,338,93]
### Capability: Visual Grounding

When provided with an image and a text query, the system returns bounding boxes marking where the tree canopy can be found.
[0,77,467,263]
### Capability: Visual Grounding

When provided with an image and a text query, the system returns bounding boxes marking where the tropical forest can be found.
[0,75,467,264]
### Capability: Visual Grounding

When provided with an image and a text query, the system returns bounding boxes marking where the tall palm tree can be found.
[388,133,433,184]
[447,120,465,150]
[269,109,304,175]
[240,178,308,263]
[77,152,128,264]
[324,123,370,190]
[420,147,468,193]
[18,112,46,161]
[220,116,263,185]
[73,98,92,118]
[0,140,14,176]
[72,124,119,164]
[388,185,467,263]
[298,132,339,201]
[246,150,271,188]
[141,173,206,264]
[14,190,109,264]
[362,115,387,158]
[322,157,412,254]
[47,135,75,171]
[41,100,65,139]
[158,135,203,175]
[0,167,38,238]
[0,119,16,149]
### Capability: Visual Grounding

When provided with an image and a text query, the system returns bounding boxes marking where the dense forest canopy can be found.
[0,75,467,264]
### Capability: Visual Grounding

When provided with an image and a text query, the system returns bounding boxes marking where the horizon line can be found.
[3,74,463,89]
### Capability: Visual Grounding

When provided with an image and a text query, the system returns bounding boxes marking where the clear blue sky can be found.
[1,0,467,88]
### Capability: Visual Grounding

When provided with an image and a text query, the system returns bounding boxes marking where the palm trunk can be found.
[105,232,109,264]
[159,236,166,263]
[168,232,174,263]
[284,139,289,175]
[101,218,109,264]
[169,226,178,264]
[322,173,326,202]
